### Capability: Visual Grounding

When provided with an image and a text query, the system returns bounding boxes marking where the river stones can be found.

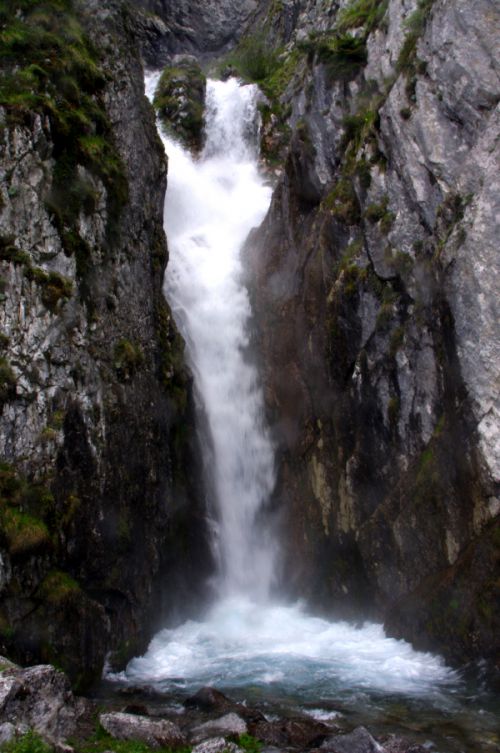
[191,737,243,753]
[99,712,186,749]
[184,686,265,723]
[249,718,331,748]
[190,712,248,743]
[320,726,384,753]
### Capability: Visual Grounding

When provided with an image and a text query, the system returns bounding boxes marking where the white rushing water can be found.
[160,78,277,600]
[123,74,461,706]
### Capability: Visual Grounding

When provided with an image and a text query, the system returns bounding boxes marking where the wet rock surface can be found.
[0,0,212,687]
[244,0,500,664]
[0,672,440,753]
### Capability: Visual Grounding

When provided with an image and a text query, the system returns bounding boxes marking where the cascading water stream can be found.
[109,74,499,752]
[159,78,277,600]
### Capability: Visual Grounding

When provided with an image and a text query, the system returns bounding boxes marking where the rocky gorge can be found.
[0,0,499,750]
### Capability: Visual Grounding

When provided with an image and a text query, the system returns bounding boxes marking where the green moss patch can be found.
[0,356,16,405]
[24,267,73,311]
[323,178,361,224]
[38,570,81,604]
[0,462,56,555]
[113,339,144,382]
[1,507,50,555]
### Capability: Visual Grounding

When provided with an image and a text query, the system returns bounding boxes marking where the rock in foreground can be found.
[99,712,186,749]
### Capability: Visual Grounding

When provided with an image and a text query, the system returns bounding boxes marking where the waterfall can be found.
[161,78,277,601]
[117,74,464,718]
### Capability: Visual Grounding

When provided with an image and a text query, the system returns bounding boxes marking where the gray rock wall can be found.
[0,0,211,687]
[247,0,500,663]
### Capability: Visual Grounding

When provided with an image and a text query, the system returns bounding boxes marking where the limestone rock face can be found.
[246,0,500,663]
[0,0,211,686]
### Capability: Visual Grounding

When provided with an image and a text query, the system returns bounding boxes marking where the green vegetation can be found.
[154,61,206,151]
[388,395,400,427]
[0,0,128,292]
[396,0,435,74]
[323,178,361,224]
[113,339,144,381]
[157,301,189,411]
[238,735,262,753]
[38,570,81,604]
[24,267,73,311]
[226,34,281,84]
[0,235,31,266]
[299,32,367,81]
[3,731,53,753]
[364,195,395,233]
[0,462,56,556]
[338,0,389,34]
[389,325,405,356]
[77,726,191,753]
[1,507,50,555]
[0,356,16,405]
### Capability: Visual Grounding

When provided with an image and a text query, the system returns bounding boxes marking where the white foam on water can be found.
[124,596,458,699]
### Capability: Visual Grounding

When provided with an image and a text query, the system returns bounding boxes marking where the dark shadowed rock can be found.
[184,687,235,713]
[184,687,265,723]
[250,718,330,748]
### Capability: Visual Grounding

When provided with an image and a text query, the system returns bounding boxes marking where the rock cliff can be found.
[0,0,211,687]
[240,0,499,665]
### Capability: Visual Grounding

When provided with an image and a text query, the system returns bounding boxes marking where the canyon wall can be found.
[242,0,499,665]
[0,0,211,687]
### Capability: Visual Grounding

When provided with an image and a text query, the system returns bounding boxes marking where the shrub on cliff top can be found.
[227,33,281,83]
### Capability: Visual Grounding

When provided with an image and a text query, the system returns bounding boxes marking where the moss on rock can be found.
[154,58,206,152]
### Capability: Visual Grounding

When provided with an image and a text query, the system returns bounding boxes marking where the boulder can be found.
[99,712,186,749]
[321,726,384,753]
[250,718,330,748]
[184,687,265,723]
[190,712,248,743]
[0,665,86,744]
[191,737,243,753]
